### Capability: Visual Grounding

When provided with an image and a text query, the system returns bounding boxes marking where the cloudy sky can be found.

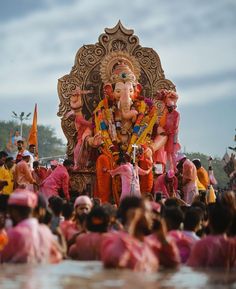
[0,0,235,158]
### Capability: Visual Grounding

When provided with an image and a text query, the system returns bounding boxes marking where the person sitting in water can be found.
[0,189,63,263]
[69,206,109,260]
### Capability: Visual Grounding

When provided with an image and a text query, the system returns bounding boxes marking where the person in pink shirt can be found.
[188,202,236,268]
[109,154,152,202]
[0,189,63,263]
[101,197,159,272]
[69,206,109,260]
[41,159,74,202]
[154,170,178,199]
[14,151,37,191]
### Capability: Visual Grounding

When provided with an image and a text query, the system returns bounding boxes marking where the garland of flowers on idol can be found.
[127,99,158,156]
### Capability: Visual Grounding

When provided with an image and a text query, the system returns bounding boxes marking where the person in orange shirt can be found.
[192,159,210,190]
[15,151,36,191]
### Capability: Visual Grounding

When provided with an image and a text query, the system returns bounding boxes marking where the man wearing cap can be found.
[0,189,63,263]
[15,151,36,191]
[154,170,178,199]
[41,159,74,202]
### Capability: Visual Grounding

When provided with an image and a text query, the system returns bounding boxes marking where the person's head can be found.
[33,161,40,170]
[118,196,153,234]
[208,202,233,235]
[163,206,184,231]
[7,189,38,225]
[86,206,110,233]
[176,153,187,172]
[165,170,175,184]
[48,196,64,217]
[50,160,58,170]
[183,207,203,232]
[22,150,31,163]
[63,159,74,172]
[62,202,74,220]
[5,157,14,170]
[192,159,201,170]
[29,144,36,154]
[0,151,8,166]
[33,194,47,223]
[17,140,24,150]
[74,195,93,216]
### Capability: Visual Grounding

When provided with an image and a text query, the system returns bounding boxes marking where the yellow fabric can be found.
[197,167,210,190]
[0,166,14,195]
[196,176,206,191]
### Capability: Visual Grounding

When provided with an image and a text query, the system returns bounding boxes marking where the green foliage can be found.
[186,152,229,189]
[0,120,66,158]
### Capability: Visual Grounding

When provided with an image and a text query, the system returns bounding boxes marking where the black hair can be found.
[48,196,64,216]
[63,159,74,167]
[86,206,110,233]
[33,161,39,168]
[62,202,74,220]
[0,151,8,158]
[117,196,143,225]
[192,159,201,169]
[163,206,184,230]
[184,207,203,231]
[208,202,233,234]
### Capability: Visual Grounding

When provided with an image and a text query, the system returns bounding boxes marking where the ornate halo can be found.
[100,51,141,84]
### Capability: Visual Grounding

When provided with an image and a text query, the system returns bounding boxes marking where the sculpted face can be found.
[70,94,82,110]
[113,81,134,102]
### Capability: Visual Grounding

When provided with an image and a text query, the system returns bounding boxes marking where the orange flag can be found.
[28,104,38,148]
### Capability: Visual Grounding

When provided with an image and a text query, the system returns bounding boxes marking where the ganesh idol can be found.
[92,51,169,203]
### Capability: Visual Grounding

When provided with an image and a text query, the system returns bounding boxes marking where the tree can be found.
[186,152,229,189]
[0,120,66,158]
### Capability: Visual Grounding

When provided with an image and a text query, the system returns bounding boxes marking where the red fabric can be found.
[101,231,159,272]
[0,218,62,263]
[188,235,236,268]
[69,232,105,260]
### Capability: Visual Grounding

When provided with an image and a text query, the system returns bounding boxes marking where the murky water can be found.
[0,261,235,289]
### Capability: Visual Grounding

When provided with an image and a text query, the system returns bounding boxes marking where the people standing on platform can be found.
[192,159,210,191]
[109,153,152,202]
[40,159,74,202]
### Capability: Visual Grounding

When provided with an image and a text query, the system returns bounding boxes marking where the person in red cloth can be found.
[40,159,74,202]
[188,201,236,268]
[0,189,63,263]
[69,206,109,260]
[154,170,178,199]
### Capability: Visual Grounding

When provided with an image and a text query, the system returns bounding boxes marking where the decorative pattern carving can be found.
[57,21,176,192]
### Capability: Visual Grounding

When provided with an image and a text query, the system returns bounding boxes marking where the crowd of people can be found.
[0,145,236,270]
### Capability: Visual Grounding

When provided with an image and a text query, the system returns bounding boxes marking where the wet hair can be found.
[184,207,203,231]
[62,202,74,220]
[48,196,64,216]
[163,206,184,230]
[208,202,233,234]
[63,159,74,167]
[86,206,109,233]
[117,196,143,225]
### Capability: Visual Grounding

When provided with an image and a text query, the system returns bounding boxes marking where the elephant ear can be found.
[103,83,113,98]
